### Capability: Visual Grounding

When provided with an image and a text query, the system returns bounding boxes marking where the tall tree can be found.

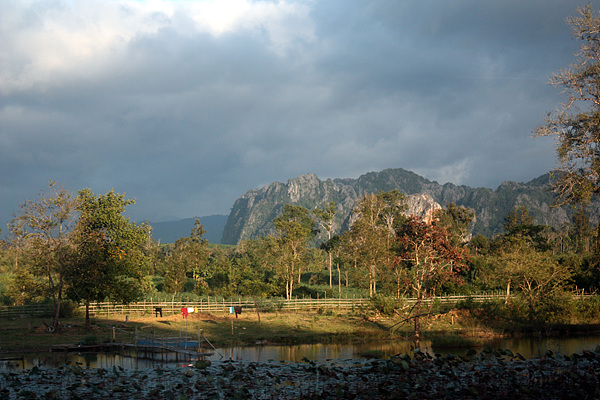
[435,203,474,246]
[163,238,190,295]
[502,205,550,251]
[67,188,151,329]
[314,202,336,288]
[535,5,600,205]
[273,205,316,299]
[8,181,77,330]
[345,191,407,297]
[503,205,534,236]
[232,237,279,297]
[573,206,594,253]
[189,219,210,293]
[162,220,209,294]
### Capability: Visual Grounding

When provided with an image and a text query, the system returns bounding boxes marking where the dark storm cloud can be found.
[0,0,591,231]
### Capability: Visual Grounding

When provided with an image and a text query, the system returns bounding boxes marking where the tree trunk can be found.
[337,262,341,294]
[52,299,61,332]
[253,298,261,326]
[85,298,91,330]
[413,298,422,348]
[329,252,333,288]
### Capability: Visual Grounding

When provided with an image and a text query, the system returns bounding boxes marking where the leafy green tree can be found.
[468,234,490,256]
[501,205,551,251]
[163,238,190,294]
[162,219,210,294]
[435,203,474,246]
[343,191,407,297]
[188,219,210,293]
[492,242,572,322]
[205,246,233,295]
[313,202,336,288]
[535,5,600,206]
[5,264,47,305]
[321,234,344,293]
[273,205,316,299]
[8,181,77,329]
[67,188,151,329]
[503,205,534,236]
[231,238,280,297]
[573,206,594,253]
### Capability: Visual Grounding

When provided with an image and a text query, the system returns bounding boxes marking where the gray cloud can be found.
[0,0,590,230]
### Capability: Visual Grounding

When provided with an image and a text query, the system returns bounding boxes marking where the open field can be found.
[4,302,600,355]
[0,308,491,353]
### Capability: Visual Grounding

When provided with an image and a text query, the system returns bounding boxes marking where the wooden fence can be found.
[0,304,53,318]
[0,292,516,318]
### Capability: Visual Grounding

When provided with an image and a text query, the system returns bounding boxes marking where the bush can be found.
[370,294,404,316]
[292,284,335,299]
[573,295,600,321]
[474,298,529,326]
[532,291,573,324]
[455,296,478,311]
[83,335,99,345]
[59,300,81,318]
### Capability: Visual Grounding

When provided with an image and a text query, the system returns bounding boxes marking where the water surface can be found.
[2,335,599,371]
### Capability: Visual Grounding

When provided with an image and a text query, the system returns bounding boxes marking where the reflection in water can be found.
[2,336,600,371]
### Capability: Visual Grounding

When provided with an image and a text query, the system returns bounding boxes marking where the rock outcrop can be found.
[221,168,598,245]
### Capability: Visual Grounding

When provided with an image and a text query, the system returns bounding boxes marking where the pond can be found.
[2,335,600,371]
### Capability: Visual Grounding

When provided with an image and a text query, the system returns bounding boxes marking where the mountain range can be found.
[152,168,600,245]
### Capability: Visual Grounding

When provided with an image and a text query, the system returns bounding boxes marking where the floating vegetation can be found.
[1,348,600,399]
[429,333,482,349]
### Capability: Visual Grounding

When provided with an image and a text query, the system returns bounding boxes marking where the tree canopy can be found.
[535,4,600,205]
[68,188,151,328]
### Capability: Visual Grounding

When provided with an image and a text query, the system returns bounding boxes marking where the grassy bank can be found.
[0,308,476,353]
[3,303,600,353]
[0,310,394,352]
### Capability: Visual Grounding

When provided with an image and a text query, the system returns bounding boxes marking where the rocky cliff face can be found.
[221,168,598,245]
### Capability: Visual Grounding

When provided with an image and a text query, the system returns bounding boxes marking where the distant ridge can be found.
[150,215,228,244]
[220,168,600,245]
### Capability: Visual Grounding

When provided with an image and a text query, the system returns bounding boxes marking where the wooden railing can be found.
[85,297,373,317]
[0,292,503,318]
[0,304,53,318]
[2,292,594,319]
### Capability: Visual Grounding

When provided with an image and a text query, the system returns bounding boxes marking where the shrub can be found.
[83,335,99,345]
[59,300,81,318]
[370,295,404,316]
[573,295,600,321]
[532,291,573,324]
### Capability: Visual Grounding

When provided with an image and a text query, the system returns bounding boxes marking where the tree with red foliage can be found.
[394,216,469,342]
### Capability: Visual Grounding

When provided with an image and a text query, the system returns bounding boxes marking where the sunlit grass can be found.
[0,310,400,352]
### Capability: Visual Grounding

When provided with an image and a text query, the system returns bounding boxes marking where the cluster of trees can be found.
[3,5,600,333]
[1,182,599,325]
[0,182,152,329]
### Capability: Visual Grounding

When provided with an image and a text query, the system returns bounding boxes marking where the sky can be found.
[0,0,594,230]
